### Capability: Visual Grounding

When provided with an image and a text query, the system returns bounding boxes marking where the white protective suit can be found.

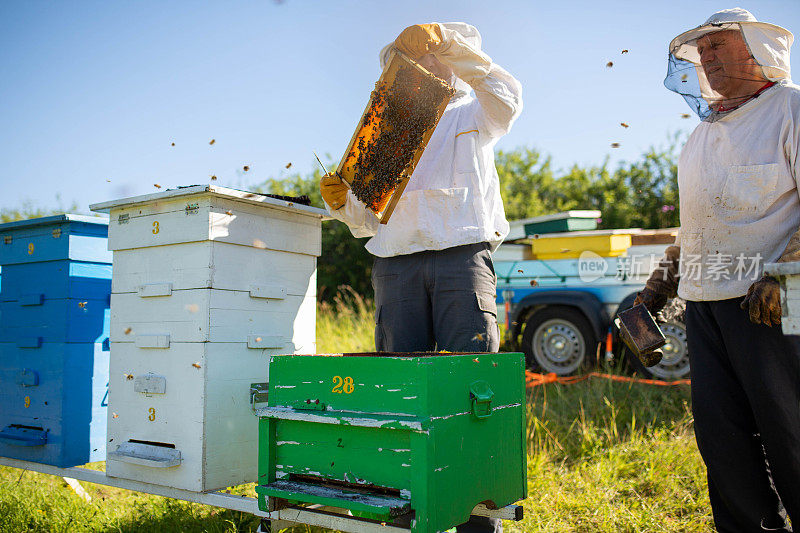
[665,9,800,301]
[326,23,523,258]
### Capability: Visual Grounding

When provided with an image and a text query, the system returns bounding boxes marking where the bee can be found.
[171,142,175,147]
[611,143,620,148]
[285,162,292,169]
[106,179,111,183]
[78,301,87,309]
[681,113,691,119]
[530,280,539,287]
[211,175,217,181]
[226,210,233,215]
[124,374,134,380]
[517,269,524,273]
[472,357,480,363]
[255,337,262,343]
[112,413,119,419]
[620,122,629,128]
[192,362,202,369]
[209,139,216,145]
[606,61,614,68]
[621,49,629,54]
[154,183,162,189]
[124,327,132,335]
[471,333,485,342]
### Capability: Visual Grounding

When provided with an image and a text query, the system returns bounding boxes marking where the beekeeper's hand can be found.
[394,24,443,60]
[320,173,348,211]
[740,276,782,326]
[633,245,681,315]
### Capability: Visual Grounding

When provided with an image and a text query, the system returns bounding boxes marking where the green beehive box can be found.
[255,352,527,533]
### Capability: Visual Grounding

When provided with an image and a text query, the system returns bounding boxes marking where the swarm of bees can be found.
[345,65,455,211]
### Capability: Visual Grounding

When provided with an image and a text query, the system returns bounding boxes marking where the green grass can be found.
[0,296,713,532]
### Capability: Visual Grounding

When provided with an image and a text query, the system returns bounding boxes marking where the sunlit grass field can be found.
[0,295,712,532]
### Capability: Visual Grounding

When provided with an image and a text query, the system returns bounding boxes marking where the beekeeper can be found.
[320,22,522,357]
[637,8,799,531]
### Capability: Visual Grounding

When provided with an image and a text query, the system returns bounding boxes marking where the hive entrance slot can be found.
[128,438,176,449]
[289,473,402,498]
[9,424,44,431]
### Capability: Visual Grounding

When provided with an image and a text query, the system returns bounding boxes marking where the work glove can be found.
[634,245,681,315]
[740,276,782,326]
[394,23,443,60]
[320,173,348,211]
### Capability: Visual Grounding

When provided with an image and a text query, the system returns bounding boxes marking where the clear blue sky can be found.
[1,1,798,212]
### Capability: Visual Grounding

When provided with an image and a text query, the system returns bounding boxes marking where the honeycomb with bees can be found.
[337,50,455,224]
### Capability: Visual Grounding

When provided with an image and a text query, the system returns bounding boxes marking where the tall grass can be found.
[0,292,712,532]
[316,287,375,354]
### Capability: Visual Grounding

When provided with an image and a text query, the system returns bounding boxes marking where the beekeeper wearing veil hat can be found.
[636,7,800,531]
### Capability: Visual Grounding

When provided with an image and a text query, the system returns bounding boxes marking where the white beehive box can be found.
[90,185,326,492]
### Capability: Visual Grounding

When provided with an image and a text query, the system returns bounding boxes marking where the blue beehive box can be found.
[0,215,111,467]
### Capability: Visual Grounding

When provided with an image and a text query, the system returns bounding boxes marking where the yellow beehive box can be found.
[524,232,633,260]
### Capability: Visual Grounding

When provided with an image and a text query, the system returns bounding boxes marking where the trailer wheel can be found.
[521,307,597,376]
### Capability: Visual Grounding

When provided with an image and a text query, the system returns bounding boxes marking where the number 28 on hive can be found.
[332,376,355,394]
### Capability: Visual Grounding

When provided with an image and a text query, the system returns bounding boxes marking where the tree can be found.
[251,168,375,302]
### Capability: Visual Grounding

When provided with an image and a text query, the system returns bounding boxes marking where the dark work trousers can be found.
[686,299,800,532]
[372,242,502,533]
[372,242,500,353]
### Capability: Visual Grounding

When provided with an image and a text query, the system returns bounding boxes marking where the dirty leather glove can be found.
[634,245,681,315]
[394,23,443,60]
[320,173,348,210]
[740,276,782,327]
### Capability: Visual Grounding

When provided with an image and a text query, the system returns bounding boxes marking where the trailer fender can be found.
[511,290,609,342]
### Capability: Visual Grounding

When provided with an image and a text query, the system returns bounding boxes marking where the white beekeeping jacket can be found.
[676,80,800,301]
[325,22,523,258]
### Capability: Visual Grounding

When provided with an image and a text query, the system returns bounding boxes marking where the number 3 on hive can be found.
[332,376,355,394]
[148,407,156,421]
[152,221,160,234]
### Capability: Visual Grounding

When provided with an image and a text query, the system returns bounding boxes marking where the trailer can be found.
[495,222,690,380]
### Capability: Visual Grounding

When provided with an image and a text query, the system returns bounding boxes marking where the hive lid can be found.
[89,185,329,219]
[0,214,109,231]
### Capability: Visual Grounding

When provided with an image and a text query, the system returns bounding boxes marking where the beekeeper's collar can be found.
[379,22,475,100]
[664,8,793,120]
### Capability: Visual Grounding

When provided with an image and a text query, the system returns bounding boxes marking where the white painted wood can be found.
[248,335,284,349]
[90,185,327,220]
[138,283,173,297]
[101,196,322,256]
[98,186,321,492]
[107,342,276,491]
[133,374,167,394]
[134,334,171,349]
[110,241,316,297]
[109,442,182,467]
[63,477,92,502]
[111,289,316,347]
[249,285,286,300]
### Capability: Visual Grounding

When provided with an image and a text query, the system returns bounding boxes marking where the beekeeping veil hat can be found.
[379,22,476,98]
[664,8,793,120]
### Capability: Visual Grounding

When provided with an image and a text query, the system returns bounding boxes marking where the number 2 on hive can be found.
[332,376,354,394]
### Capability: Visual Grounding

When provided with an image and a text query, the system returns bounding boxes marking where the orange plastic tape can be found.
[525,371,691,389]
